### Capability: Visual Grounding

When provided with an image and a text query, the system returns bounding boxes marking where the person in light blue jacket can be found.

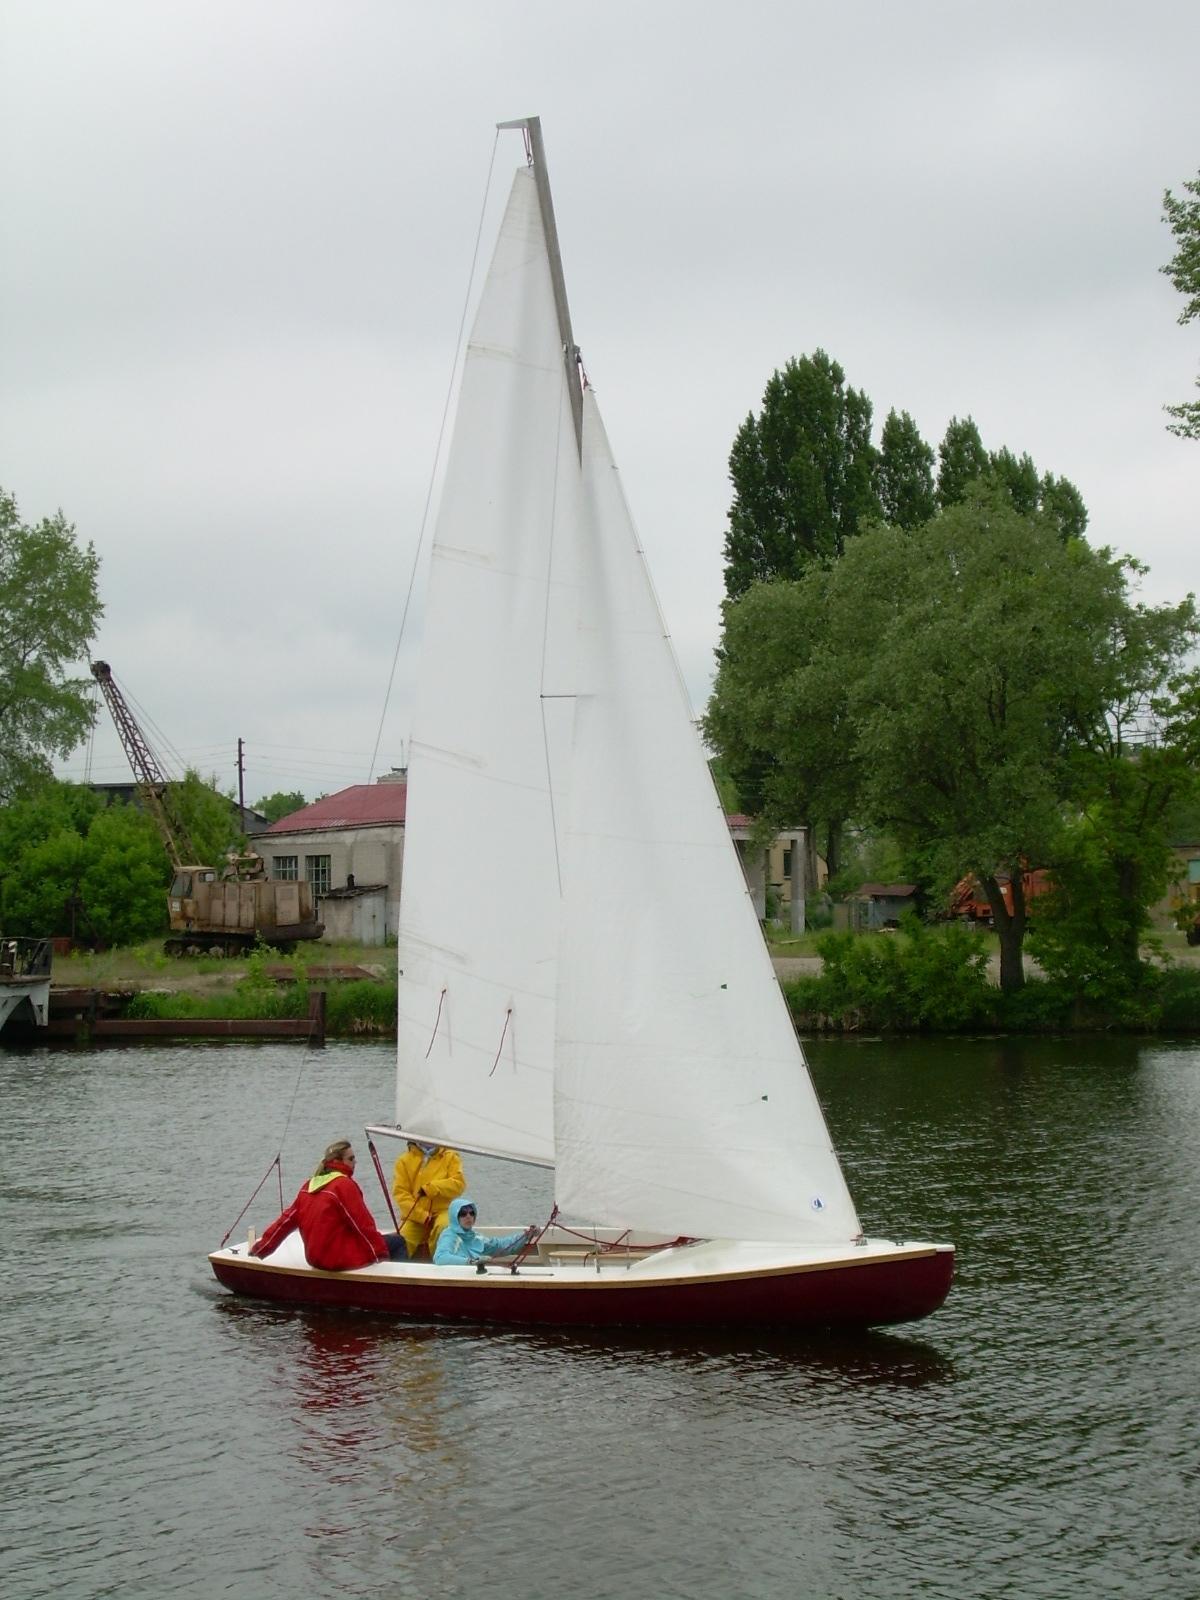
[432,1196,536,1265]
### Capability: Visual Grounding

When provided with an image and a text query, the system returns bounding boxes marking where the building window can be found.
[306,855,331,895]
[1189,858,1200,885]
[273,856,298,881]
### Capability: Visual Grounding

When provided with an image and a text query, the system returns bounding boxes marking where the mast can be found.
[497,116,583,456]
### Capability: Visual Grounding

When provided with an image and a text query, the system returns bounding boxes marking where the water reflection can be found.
[215,1294,955,1398]
[491,1318,954,1387]
[217,1301,468,1477]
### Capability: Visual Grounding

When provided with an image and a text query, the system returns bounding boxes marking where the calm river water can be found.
[1,1034,1197,1600]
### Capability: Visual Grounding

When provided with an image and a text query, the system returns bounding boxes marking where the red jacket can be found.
[251,1160,388,1270]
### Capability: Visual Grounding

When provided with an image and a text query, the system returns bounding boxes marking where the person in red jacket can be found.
[251,1139,408,1270]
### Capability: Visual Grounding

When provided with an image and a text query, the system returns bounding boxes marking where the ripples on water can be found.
[1,1036,1197,1599]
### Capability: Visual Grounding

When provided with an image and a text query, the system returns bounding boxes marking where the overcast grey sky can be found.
[2,0,1196,805]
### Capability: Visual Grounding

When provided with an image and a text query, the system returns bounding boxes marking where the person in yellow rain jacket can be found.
[391,1141,466,1259]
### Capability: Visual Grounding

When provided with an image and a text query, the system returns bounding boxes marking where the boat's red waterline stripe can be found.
[210,1246,954,1329]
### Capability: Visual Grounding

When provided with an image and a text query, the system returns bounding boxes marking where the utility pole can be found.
[236,738,246,831]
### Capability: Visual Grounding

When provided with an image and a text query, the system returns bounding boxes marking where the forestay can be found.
[395,167,580,1165]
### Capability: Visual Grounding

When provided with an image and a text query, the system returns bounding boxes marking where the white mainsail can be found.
[394,166,580,1165]
[552,394,861,1244]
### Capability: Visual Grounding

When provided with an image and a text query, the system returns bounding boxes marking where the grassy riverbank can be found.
[49,928,1200,1036]
[52,940,398,1037]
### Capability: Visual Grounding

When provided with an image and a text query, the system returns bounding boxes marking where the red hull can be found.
[209,1247,953,1330]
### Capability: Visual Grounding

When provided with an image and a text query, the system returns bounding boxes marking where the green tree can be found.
[79,802,171,943]
[0,489,102,801]
[255,789,307,825]
[169,771,241,865]
[876,409,936,530]
[723,351,880,598]
[0,782,167,942]
[1030,613,1200,998]
[1038,472,1089,543]
[706,567,866,879]
[710,487,1170,991]
[935,416,989,508]
[986,447,1041,515]
[936,422,1088,541]
[1161,169,1200,439]
[833,491,1159,990]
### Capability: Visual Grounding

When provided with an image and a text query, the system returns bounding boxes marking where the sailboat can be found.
[209,119,953,1330]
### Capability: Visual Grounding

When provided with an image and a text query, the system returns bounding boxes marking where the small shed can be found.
[847,883,917,932]
[317,882,389,945]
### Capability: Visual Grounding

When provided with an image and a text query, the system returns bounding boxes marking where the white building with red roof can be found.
[249,772,406,944]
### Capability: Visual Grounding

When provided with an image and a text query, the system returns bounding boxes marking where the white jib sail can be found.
[395,166,580,1165]
[553,391,862,1244]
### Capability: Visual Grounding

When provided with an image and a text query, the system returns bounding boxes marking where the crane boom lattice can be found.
[90,660,200,870]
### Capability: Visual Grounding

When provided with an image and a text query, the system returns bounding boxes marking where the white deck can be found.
[212,1228,951,1287]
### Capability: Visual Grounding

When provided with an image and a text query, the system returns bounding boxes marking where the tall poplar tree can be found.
[935,416,989,508]
[936,421,1088,542]
[723,351,880,599]
[876,409,936,529]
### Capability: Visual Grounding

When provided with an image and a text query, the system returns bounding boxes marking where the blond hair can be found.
[315,1138,353,1176]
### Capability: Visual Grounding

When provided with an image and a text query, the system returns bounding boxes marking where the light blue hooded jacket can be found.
[432,1197,530,1265]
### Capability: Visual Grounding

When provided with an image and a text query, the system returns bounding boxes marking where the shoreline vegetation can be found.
[773,922,1200,1034]
[41,927,1200,1037]
[52,941,397,1038]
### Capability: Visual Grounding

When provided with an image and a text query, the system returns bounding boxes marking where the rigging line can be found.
[487,1006,513,1077]
[366,1135,400,1230]
[272,1028,326,1174]
[118,678,192,776]
[367,128,502,786]
[510,1201,558,1271]
[219,1154,282,1247]
[539,367,569,896]
[424,985,447,1058]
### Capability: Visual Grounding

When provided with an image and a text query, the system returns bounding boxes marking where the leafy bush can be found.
[1151,966,1200,1030]
[990,977,1075,1031]
[784,916,991,1031]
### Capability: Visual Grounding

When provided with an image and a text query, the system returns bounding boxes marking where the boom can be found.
[90,660,200,870]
